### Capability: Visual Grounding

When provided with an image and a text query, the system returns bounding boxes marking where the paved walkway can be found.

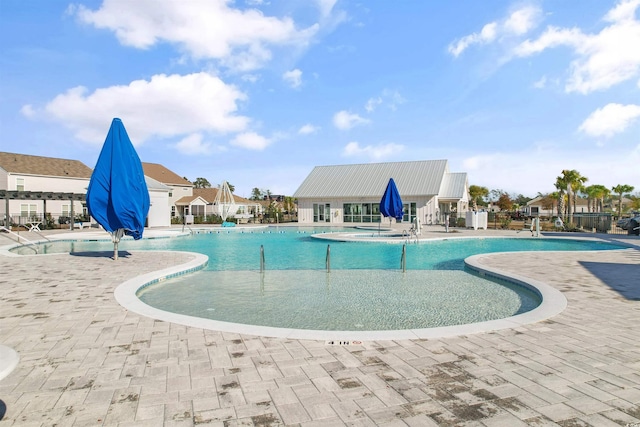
[0,230,639,426]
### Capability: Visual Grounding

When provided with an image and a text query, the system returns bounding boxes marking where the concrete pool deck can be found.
[0,226,639,425]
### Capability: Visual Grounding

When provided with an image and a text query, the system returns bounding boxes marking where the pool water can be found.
[13,227,625,331]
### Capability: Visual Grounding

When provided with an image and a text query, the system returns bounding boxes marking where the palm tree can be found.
[612,184,635,217]
[584,184,608,212]
[560,169,587,223]
[554,175,568,221]
[468,185,489,211]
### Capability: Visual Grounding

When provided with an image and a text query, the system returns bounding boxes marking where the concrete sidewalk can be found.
[0,233,639,426]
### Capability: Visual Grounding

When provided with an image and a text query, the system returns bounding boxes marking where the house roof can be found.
[142,162,192,186]
[439,173,468,199]
[293,160,450,198]
[145,176,171,191]
[192,188,258,205]
[0,152,92,179]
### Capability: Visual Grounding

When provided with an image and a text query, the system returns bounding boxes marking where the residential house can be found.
[293,160,469,225]
[192,188,263,223]
[0,152,92,225]
[525,195,590,218]
[142,162,193,219]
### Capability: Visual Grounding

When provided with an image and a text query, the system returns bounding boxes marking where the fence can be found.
[2,213,91,230]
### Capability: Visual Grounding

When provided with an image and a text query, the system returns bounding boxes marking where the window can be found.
[16,178,24,191]
[342,203,381,223]
[171,206,176,217]
[62,204,70,216]
[402,202,417,223]
[313,203,330,222]
[20,204,37,218]
[169,192,173,198]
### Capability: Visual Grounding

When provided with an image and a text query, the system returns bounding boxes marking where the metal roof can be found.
[439,173,468,199]
[293,160,450,198]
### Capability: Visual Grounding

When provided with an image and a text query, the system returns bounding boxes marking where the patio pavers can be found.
[0,232,639,426]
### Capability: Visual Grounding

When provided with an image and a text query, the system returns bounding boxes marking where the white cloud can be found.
[342,141,404,160]
[175,133,222,155]
[448,5,541,57]
[579,103,640,137]
[282,68,303,88]
[230,131,271,150]
[365,97,382,113]
[333,110,370,130]
[533,75,547,88]
[20,104,35,118]
[316,0,338,18]
[514,0,640,94]
[38,72,248,145]
[298,124,319,134]
[449,22,498,57]
[74,0,320,72]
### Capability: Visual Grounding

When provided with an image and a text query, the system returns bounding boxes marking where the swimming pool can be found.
[9,227,626,337]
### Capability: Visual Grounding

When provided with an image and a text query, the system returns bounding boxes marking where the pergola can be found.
[1,190,86,229]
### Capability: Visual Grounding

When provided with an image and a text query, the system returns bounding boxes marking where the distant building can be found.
[293,160,469,225]
[142,162,193,219]
[0,152,92,225]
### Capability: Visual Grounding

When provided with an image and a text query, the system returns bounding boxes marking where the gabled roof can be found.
[439,173,468,199]
[293,160,449,198]
[175,195,208,206]
[0,152,92,179]
[142,162,192,186]
[193,187,260,205]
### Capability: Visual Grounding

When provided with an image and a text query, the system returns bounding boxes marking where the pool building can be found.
[294,159,470,225]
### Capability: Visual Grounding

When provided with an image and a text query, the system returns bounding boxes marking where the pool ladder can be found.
[259,243,406,273]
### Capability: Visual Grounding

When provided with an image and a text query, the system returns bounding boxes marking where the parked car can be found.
[617,218,631,229]
[628,216,640,236]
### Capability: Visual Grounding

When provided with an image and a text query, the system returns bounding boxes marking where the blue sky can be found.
[1,0,639,199]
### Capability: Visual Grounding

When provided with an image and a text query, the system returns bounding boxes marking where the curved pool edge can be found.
[115,249,569,341]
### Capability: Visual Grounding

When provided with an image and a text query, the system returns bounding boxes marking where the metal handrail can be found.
[0,226,39,253]
[260,245,265,272]
[326,244,331,273]
[401,244,406,272]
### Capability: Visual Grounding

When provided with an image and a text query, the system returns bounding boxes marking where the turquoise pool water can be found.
[13,227,625,331]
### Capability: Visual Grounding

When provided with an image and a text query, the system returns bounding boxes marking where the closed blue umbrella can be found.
[87,118,150,259]
[380,178,404,224]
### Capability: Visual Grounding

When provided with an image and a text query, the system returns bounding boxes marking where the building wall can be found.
[1,173,90,220]
[147,189,170,227]
[297,196,439,225]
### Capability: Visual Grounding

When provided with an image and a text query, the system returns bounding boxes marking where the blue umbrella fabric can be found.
[87,118,150,258]
[380,178,404,221]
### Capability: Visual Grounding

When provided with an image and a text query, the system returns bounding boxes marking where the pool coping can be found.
[114,249,575,341]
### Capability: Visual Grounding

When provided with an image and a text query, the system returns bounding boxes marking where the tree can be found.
[559,169,587,223]
[496,193,512,211]
[468,185,489,210]
[584,184,608,212]
[193,177,211,188]
[227,183,235,193]
[612,184,635,217]
[250,187,263,201]
[629,193,640,211]
[554,175,568,220]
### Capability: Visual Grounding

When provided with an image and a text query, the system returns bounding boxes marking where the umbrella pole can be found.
[114,241,118,260]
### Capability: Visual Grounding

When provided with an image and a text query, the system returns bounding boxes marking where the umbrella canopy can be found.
[87,118,150,258]
[380,178,404,221]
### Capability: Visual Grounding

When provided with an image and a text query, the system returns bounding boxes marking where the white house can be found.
[1,152,172,229]
[293,160,470,225]
[0,152,92,225]
[142,162,193,220]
